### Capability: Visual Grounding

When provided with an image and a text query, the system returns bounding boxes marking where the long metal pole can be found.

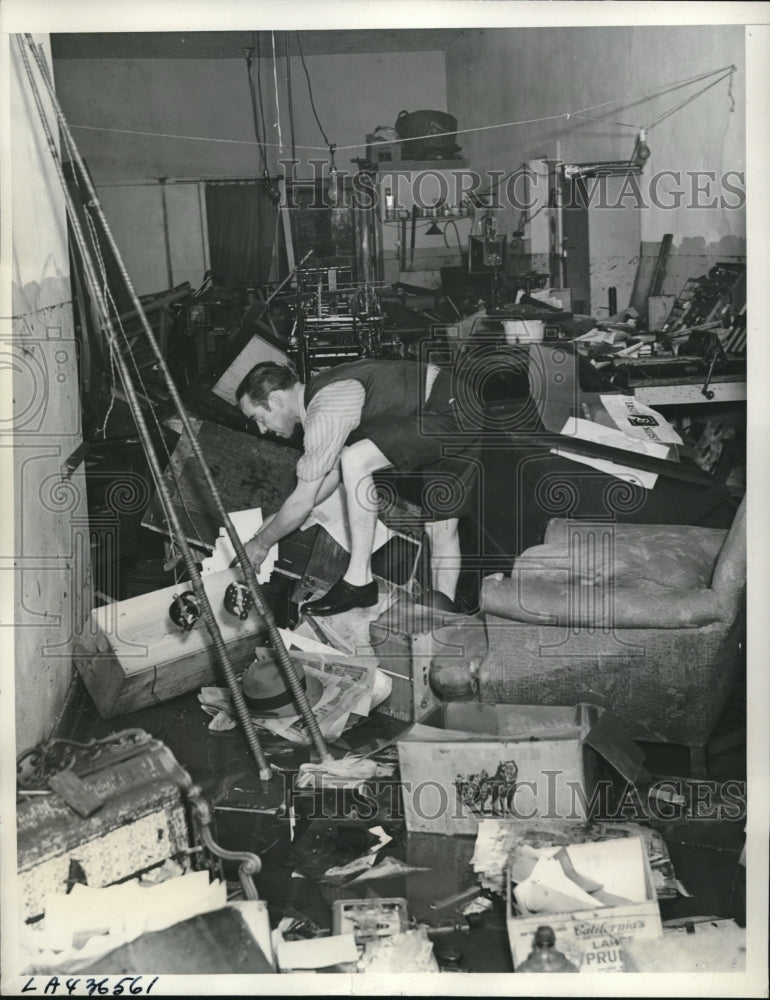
[16,35,276,779]
[26,35,332,764]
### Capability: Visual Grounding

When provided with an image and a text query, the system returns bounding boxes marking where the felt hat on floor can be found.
[241,648,324,718]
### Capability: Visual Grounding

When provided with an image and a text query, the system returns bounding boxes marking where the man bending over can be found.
[236,358,478,616]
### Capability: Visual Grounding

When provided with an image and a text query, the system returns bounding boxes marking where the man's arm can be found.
[244,467,340,570]
[245,380,364,570]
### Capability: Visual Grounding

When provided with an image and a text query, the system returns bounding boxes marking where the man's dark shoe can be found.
[302,578,379,617]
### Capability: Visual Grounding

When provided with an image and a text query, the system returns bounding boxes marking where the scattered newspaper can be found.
[198,654,391,745]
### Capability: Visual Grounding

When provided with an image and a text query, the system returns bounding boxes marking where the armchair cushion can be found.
[519,525,725,590]
[482,572,724,629]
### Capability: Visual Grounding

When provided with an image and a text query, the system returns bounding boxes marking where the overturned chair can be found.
[457,497,746,775]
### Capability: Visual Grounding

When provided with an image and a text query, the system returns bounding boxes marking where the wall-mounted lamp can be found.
[563,128,651,181]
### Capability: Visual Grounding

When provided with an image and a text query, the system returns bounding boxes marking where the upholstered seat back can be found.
[480,497,745,631]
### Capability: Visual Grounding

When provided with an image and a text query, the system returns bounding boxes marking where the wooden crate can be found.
[74,568,267,718]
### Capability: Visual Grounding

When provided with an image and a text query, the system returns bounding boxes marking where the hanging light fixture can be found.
[327,143,340,206]
[633,128,651,164]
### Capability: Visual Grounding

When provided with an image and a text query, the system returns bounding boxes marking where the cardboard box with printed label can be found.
[506,835,663,972]
[396,703,648,836]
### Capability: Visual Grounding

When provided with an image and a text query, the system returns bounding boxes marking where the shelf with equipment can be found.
[372,161,475,281]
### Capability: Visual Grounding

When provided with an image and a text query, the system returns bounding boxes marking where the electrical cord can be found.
[443,219,464,255]
[270,31,283,153]
[245,38,269,174]
[255,32,269,163]
[295,32,331,147]
[285,32,297,166]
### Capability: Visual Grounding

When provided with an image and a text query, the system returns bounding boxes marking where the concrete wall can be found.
[7,35,91,752]
[51,50,448,183]
[446,25,746,295]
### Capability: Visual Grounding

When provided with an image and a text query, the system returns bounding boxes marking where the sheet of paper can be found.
[276,933,359,970]
[323,854,378,880]
[349,857,431,883]
[600,393,683,446]
[296,757,395,790]
[30,872,227,965]
[566,835,648,903]
[278,626,336,655]
[199,508,277,583]
[302,482,393,553]
[367,825,393,854]
[514,856,602,914]
[553,416,673,489]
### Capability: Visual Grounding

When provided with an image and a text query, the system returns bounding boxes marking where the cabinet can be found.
[561,174,640,319]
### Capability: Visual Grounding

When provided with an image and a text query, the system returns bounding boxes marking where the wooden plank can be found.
[634,380,746,407]
[648,233,674,298]
[647,294,676,332]
[629,241,661,316]
[73,567,269,718]
[280,197,296,275]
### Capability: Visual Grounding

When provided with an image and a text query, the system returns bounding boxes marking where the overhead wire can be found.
[69,61,737,155]
[645,68,736,131]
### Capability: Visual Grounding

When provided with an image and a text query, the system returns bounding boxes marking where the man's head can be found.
[236,362,302,438]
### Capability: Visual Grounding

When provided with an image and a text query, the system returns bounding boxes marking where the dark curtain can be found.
[205,182,278,288]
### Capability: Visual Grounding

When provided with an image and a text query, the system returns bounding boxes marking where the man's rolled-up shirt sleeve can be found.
[295,380,365,482]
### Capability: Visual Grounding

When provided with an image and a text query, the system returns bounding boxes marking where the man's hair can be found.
[236,361,299,407]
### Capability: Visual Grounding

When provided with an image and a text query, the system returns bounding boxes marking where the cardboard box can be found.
[506,835,663,972]
[397,703,647,835]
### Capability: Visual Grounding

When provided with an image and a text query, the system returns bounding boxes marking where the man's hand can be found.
[231,480,325,570]
[243,531,271,572]
[228,514,277,571]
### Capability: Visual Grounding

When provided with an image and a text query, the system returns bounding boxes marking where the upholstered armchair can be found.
[475,497,746,774]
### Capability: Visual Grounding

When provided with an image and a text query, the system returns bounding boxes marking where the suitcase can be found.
[395,109,460,160]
